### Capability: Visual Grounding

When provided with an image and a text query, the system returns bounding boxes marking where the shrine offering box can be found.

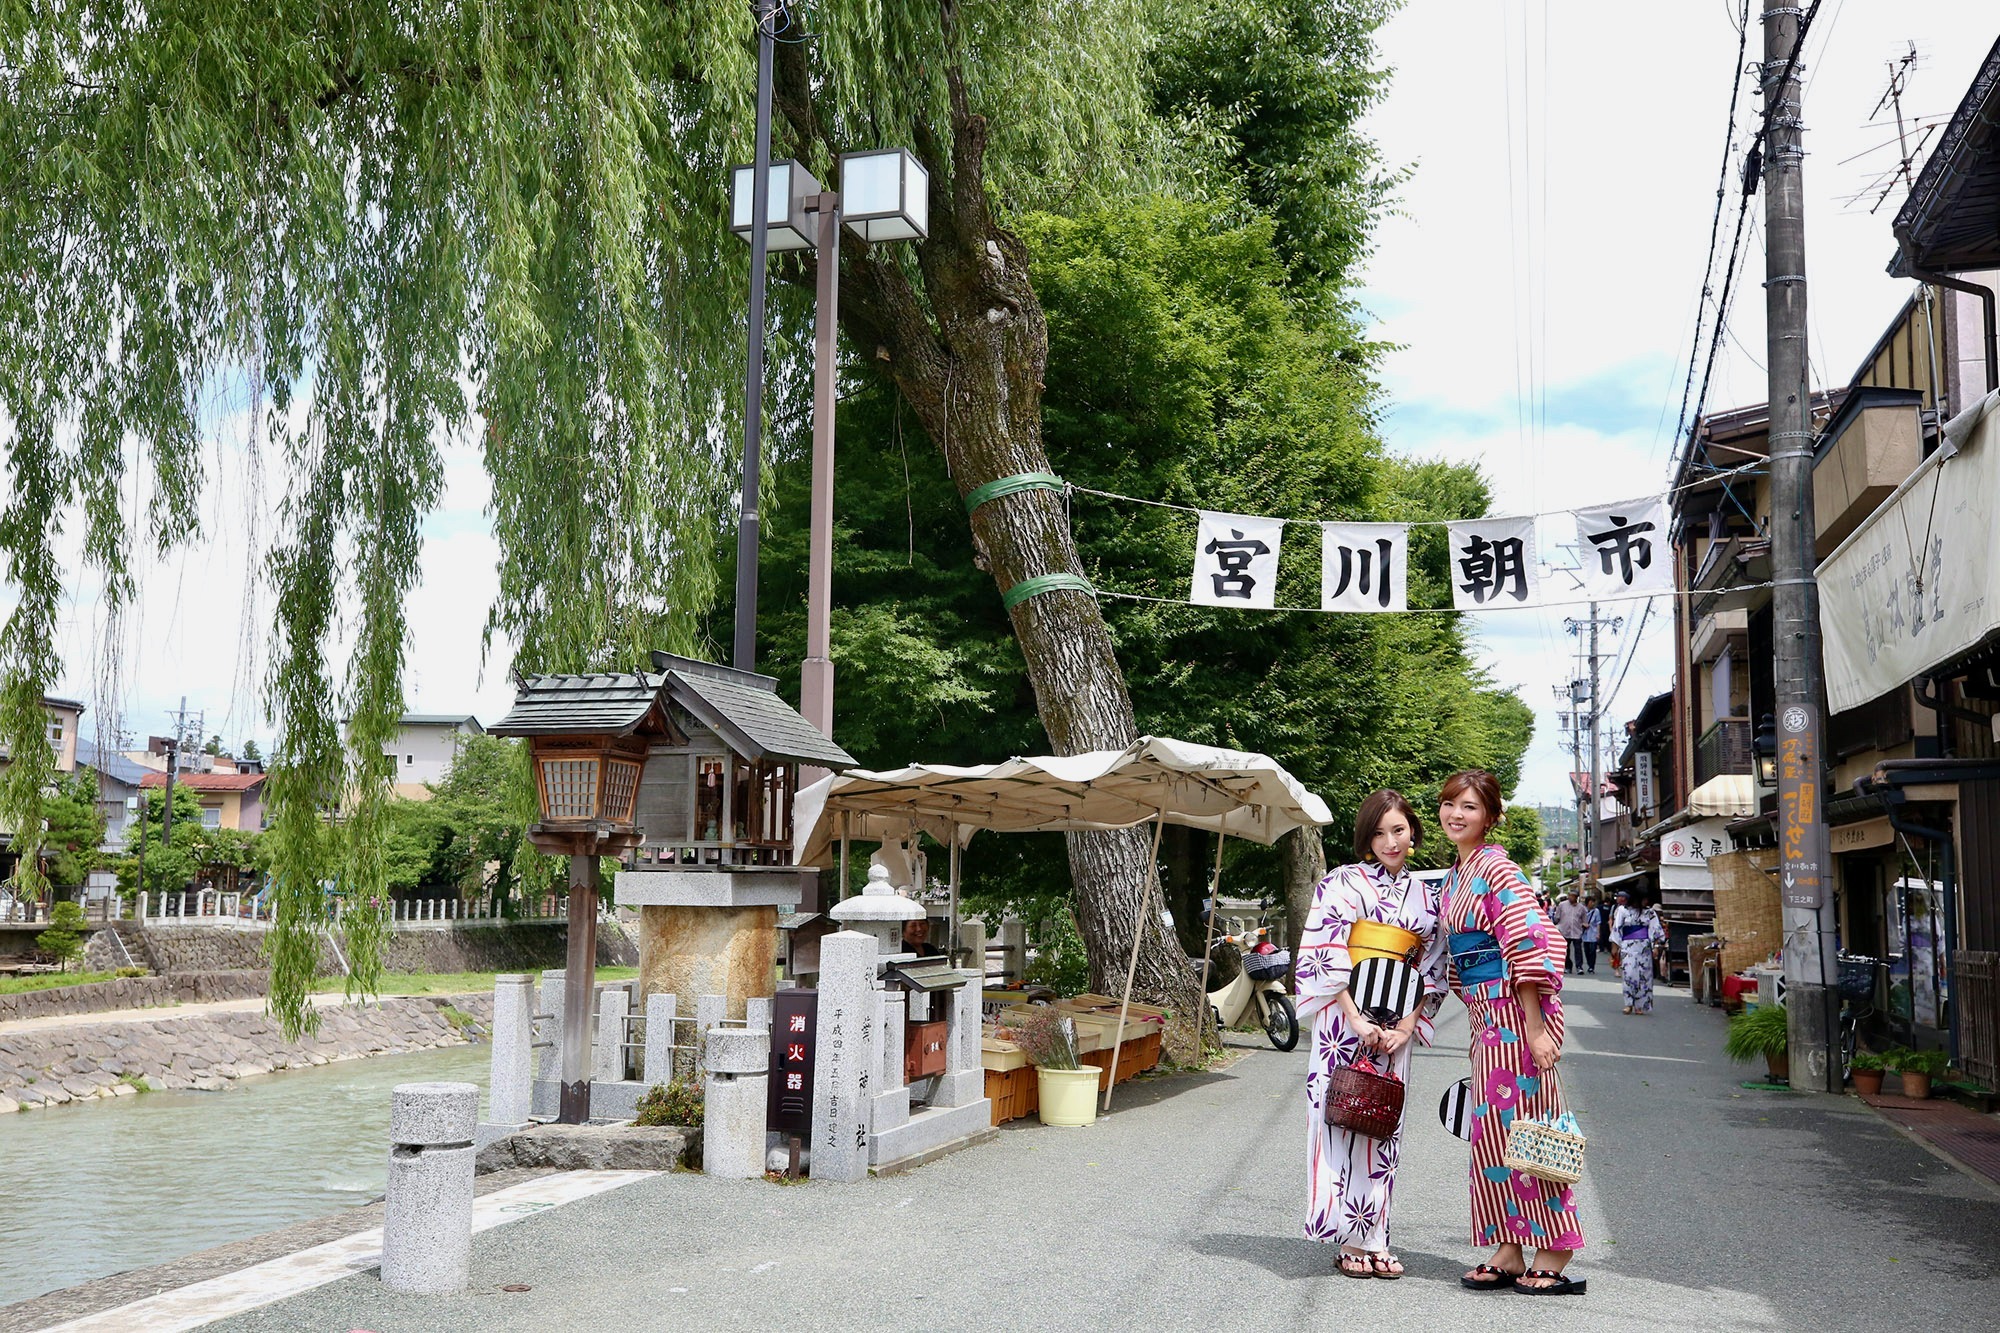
[905,1019,949,1082]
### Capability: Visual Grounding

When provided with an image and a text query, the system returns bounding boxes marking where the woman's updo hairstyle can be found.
[1438,769,1504,838]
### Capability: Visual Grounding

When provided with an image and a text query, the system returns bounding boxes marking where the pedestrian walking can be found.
[1613,890,1665,1015]
[1296,790,1447,1280]
[1582,895,1602,974]
[1552,890,1587,974]
[1437,769,1587,1296]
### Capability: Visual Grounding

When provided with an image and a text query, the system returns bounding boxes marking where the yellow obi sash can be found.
[1348,919,1422,967]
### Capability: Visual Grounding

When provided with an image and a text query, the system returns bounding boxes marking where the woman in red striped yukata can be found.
[1438,769,1587,1297]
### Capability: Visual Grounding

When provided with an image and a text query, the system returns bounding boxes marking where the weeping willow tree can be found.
[1,0,1220,1045]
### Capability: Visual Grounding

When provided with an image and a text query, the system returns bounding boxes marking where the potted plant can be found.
[1724,1004,1790,1083]
[1006,1008,1098,1127]
[1892,1047,1948,1100]
[1849,1051,1885,1097]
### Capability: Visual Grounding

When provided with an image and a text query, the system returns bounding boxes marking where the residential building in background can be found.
[384,714,485,797]
[138,770,267,831]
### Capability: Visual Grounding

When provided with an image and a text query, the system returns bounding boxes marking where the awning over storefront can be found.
[1818,387,2000,712]
[1688,774,1758,818]
[1599,869,1654,891]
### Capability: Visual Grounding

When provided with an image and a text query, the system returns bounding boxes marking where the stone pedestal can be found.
[619,868,813,1025]
[383,1082,477,1295]
[703,1026,772,1179]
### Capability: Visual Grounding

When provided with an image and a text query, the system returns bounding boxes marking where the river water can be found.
[0,1042,490,1308]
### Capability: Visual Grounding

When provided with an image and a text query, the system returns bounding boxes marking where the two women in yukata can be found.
[1297,773,1587,1296]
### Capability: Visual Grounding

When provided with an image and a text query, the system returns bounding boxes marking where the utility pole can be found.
[1588,603,1603,890]
[1761,0,1838,1093]
[1563,604,1620,889]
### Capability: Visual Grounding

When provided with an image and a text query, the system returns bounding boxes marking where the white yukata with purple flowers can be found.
[1297,861,1448,1251]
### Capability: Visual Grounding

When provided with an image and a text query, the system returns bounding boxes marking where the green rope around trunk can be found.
[963,471,1066,514]
[1001,573,1094,610]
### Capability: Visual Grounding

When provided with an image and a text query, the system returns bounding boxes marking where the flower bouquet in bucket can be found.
[1004,1008,1098,1126]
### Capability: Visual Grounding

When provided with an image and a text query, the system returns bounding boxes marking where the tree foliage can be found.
[111,785,263,896]
[43,772,107,890]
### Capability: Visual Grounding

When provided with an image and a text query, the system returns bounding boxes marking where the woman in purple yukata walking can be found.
[1296,790,1447,1279]
[1439,769,1588,1296]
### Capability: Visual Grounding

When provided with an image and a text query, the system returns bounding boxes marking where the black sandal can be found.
[1460,1263,1519,1290]
[1514,1268,1587,1296]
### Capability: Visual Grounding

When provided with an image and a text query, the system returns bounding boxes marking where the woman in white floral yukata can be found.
[1296,789,1448,1279]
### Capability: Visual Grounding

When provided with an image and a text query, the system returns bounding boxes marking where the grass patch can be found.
[118,1072,151,1094]
[312,967,640,997]
[439,1004,476,1031]
[0,970,118,995]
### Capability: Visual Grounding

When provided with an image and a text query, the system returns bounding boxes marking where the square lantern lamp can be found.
[527,733,651,845]
[839,148,929,243]
[730,158,822,252]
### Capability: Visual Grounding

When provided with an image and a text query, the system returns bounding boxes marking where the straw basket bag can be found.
[1502,1069,1587,1184]
[1324,1051,1405,1139]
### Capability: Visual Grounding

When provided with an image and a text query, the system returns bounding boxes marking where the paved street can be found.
[214,975,1999,1333]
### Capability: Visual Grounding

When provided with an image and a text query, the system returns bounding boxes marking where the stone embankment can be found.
[0,971,267,1025]
[0,993,493,1115]
[81,919,638,977]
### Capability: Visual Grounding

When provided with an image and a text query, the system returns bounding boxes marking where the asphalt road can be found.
[216,973,2000,1332]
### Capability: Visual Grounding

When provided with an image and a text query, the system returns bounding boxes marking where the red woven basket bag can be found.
[1324,1051,1405,1139]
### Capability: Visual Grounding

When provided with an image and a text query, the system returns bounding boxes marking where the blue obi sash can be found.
[1449,929,1504,986]
[1619,922,1651,944]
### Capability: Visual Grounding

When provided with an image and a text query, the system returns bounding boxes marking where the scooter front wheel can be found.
[1263,993,1299,1051]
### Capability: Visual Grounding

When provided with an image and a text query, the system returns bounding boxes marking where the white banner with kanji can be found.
[1190,511,1283,609]
[1447,517,1540,609]
[1320,522,1408,612]
[1574,498,1672,599]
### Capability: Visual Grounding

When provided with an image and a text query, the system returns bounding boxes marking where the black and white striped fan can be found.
[1438,1077,1475,1140]
[1350,955,1421,1022]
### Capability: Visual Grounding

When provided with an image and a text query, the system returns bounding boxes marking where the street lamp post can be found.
[729,147,928,761]
[733,0,782,674]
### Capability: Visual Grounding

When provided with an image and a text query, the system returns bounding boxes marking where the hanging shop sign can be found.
[1818,390,2000,712]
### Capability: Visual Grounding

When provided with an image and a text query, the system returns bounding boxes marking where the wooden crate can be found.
[986,1064,1039,1125]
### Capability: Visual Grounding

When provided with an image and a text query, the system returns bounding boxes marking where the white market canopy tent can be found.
[791,736,1333,1111]
[792,735,1332,868]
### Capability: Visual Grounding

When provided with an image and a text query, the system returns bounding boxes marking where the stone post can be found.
[643,992,679,1087]
[810,930,878,1183]
[746,996,773,1032]
[695,993,725,1069]
[537,970,565,1073]
[958,918,987,979]
[702,1026,772,1180]
[930,973,986,1109]
[873,988,910,1132]
[488,975,535,1127]
[137,891,148,925]
[593,986,630,1086]
[997,919,1027,985]
[382,1081,478,1295]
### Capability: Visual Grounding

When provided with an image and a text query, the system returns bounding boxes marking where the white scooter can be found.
[1199,917,1299,1051]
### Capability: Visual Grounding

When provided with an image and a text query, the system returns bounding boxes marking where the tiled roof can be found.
[138,771,266,791]
[399,713,485,731]
[488,673,669,737]
[75,740,151,787]
[653,653,854,769]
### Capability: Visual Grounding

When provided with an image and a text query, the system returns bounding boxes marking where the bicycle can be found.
[1834,953,1880,1082]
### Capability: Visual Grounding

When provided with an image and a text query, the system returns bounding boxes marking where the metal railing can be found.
[1695,718,1753,786]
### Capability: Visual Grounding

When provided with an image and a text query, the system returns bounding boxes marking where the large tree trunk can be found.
[1280,826,1326,991]
[781,60,1209,1060]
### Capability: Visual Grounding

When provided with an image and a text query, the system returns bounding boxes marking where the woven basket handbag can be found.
[1324,1051,1405,1139]
[1502,1069,1587,1184]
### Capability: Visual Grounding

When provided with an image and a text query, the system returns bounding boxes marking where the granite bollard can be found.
[702,1026,772,1179]
[383,1081,478,1295]
[643,992,679,1086]
[810,930,878,1183]
[593,986,630,1085]
[488,975,535,1127]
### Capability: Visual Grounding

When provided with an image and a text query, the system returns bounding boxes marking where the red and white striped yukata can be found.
[1441,844,1586,1253]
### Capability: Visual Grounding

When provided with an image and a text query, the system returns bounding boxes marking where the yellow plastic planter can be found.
[1036,1066,1101,1127]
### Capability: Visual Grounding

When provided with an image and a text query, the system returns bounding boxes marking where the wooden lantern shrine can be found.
[491,671,678,1123]
[616,652,854,1029]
